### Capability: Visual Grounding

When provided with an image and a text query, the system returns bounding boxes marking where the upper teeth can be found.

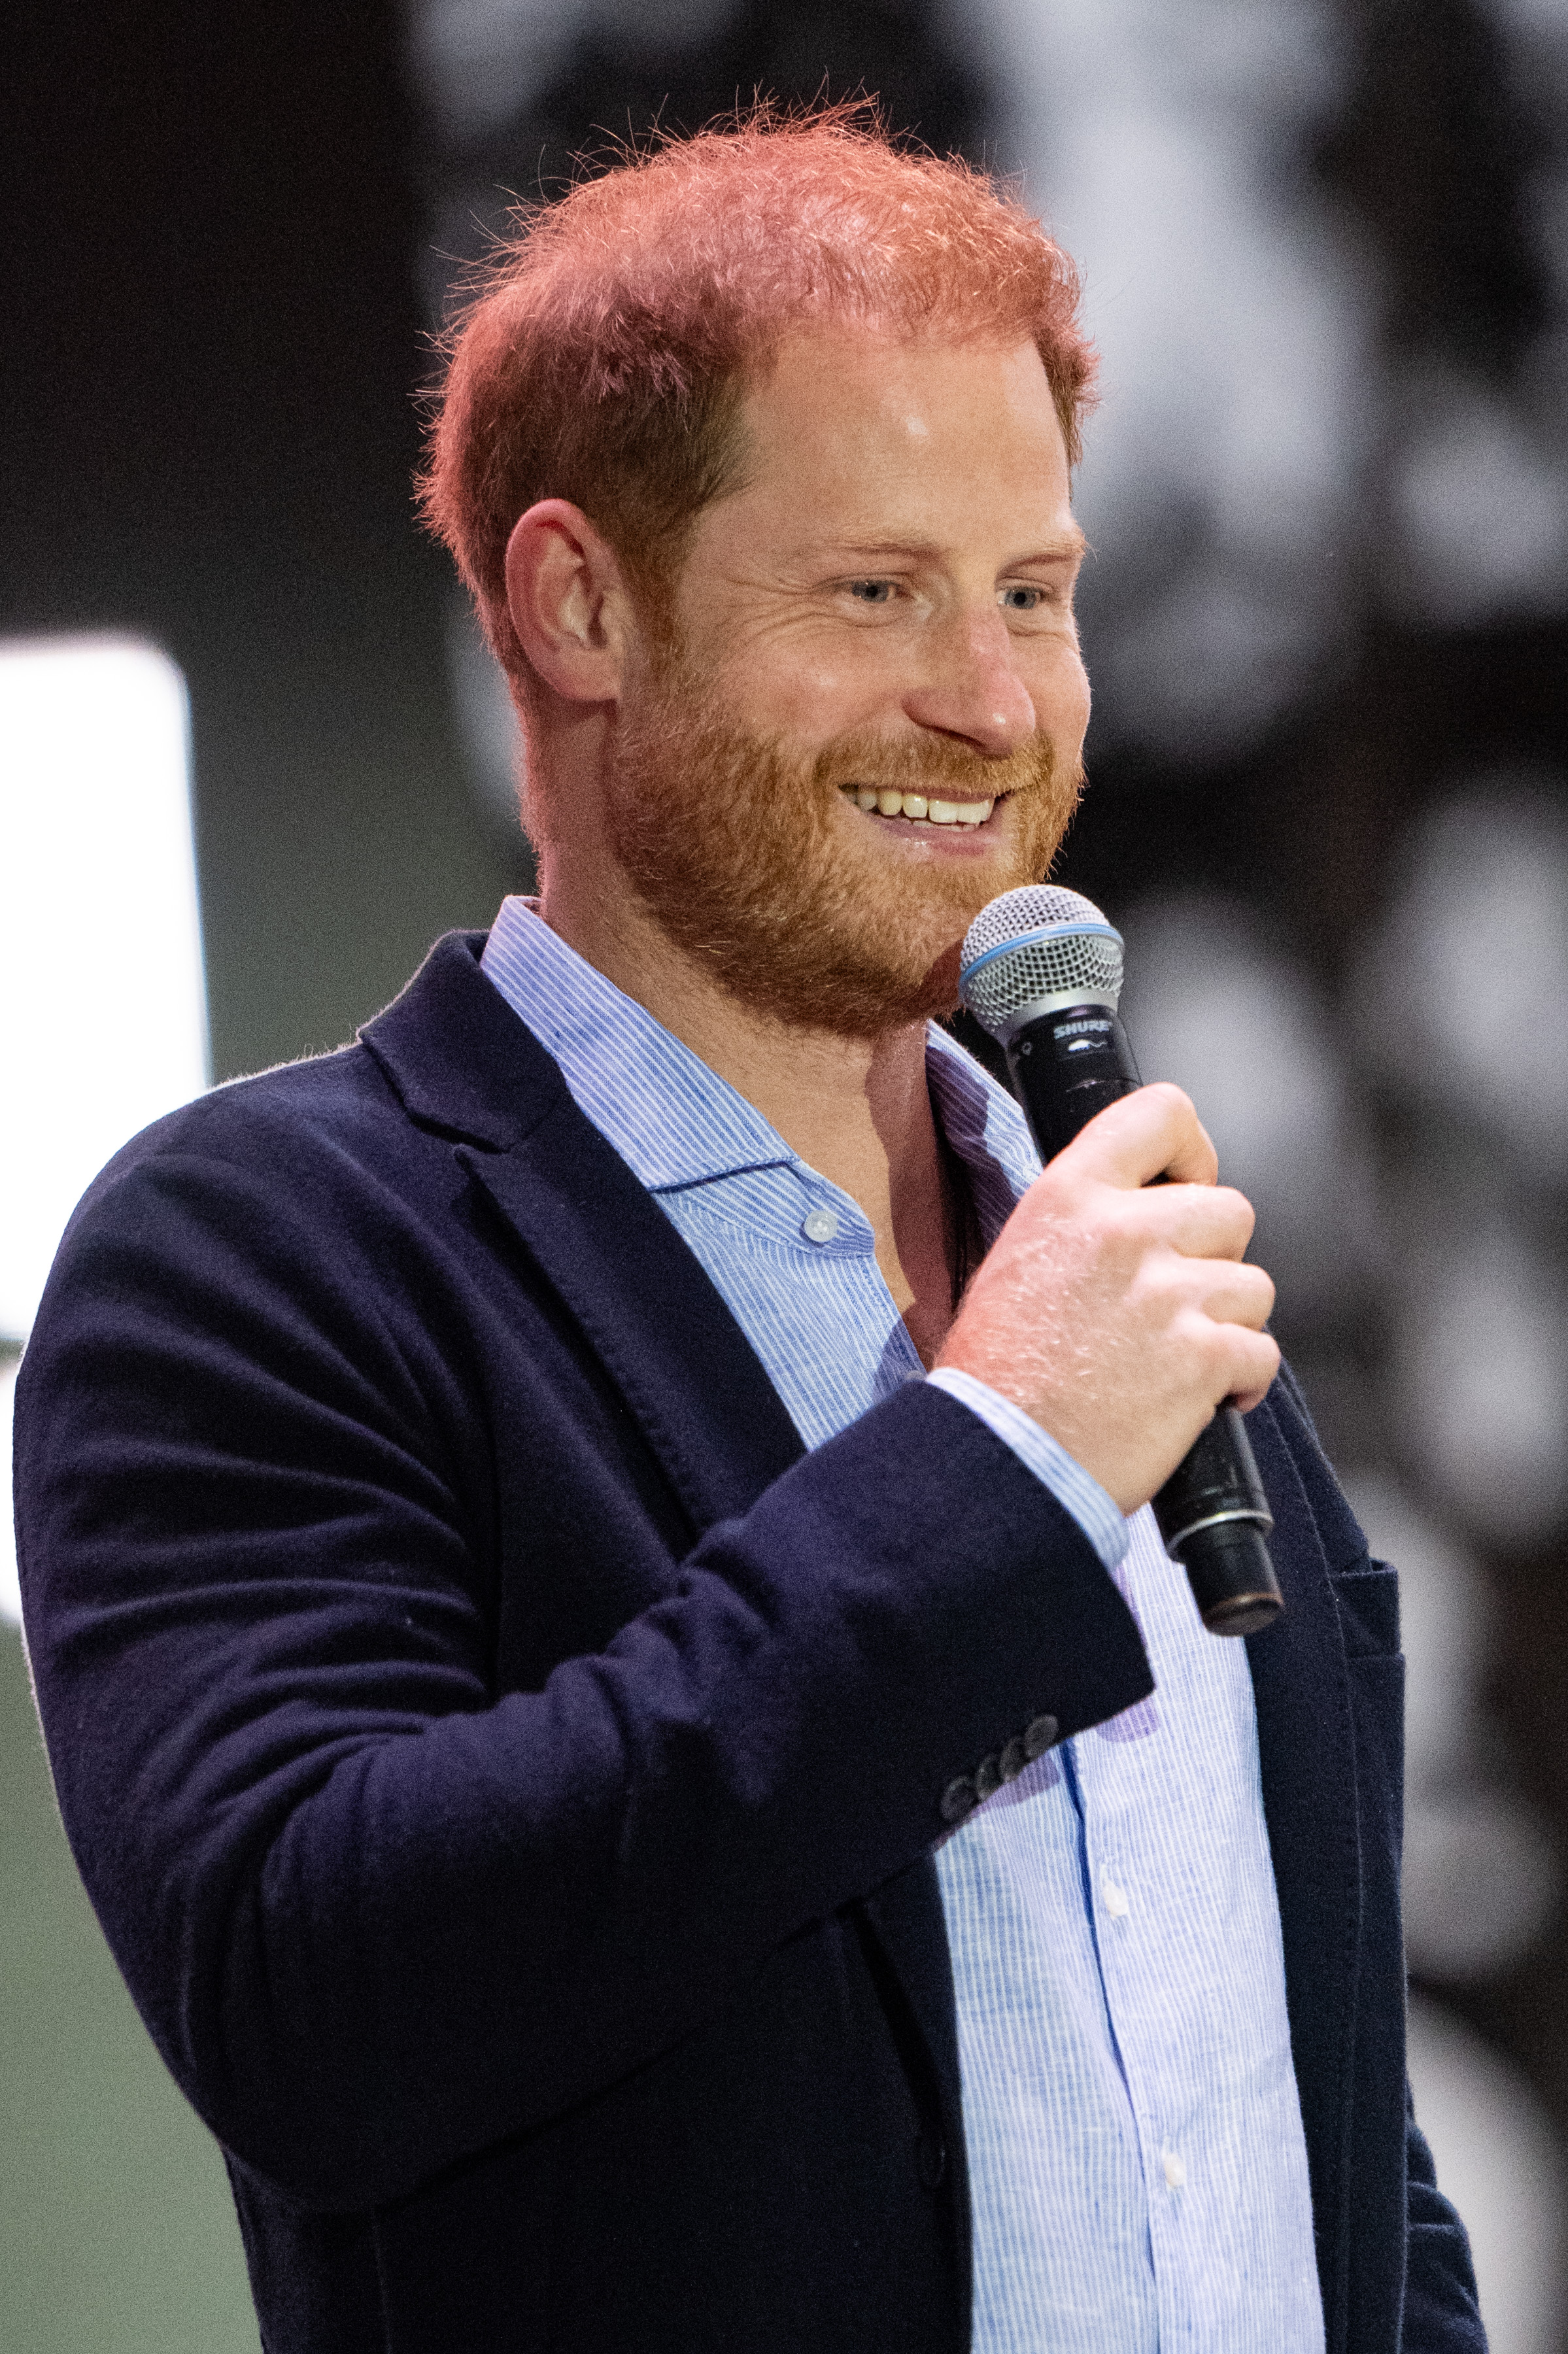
[842,786,995,827]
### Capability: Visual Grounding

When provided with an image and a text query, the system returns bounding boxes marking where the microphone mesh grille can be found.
[958,885,1124,1032]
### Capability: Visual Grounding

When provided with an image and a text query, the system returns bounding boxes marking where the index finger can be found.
[1051,1082,1219,1191]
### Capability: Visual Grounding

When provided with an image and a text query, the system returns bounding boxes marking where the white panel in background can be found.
[1,635,210,1626]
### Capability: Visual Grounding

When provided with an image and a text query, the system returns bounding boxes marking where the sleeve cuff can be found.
[925,1367,1131,1571]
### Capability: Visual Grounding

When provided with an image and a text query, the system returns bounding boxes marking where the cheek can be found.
[713,638,895,741]
[1032,644,1091,743]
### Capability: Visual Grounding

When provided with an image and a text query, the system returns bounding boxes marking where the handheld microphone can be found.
[958,884,1283,1639]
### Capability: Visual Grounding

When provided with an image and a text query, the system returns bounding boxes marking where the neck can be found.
[539,862,961,1363]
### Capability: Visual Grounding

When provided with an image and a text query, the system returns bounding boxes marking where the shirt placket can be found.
[1065,1725,1199,2349]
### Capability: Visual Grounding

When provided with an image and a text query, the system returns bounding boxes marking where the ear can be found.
[504,500,639,706]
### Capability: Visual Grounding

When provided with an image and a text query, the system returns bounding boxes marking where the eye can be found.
[847,579,896,604]
[999,585,1048,612]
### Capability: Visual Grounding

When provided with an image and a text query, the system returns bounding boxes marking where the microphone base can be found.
[1175,1524,1284,1638]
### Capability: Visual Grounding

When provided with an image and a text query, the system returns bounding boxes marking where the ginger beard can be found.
[601,658,1083,1038]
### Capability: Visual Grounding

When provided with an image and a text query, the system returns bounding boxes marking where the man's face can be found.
[602,326,1092,1036]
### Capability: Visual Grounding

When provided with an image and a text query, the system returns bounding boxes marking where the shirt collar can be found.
[479,895,1040,1220]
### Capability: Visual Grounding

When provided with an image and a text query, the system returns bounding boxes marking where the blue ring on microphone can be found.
[959,919,1125,989]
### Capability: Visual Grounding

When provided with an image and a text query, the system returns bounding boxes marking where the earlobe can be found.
[504,500,631,707]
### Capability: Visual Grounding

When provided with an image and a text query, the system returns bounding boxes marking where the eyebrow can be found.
[1024,528,1090,564]
[817,529,1089,566]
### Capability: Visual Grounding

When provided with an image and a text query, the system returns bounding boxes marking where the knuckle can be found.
[1100,1195,1146,1248]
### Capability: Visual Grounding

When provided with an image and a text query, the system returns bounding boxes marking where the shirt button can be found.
[1102,1873,1131,1919]
[801,1207,840,1244]
[1163,2149,1187,2191]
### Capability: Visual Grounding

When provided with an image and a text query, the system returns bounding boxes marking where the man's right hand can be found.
[936,1082,1280,1516]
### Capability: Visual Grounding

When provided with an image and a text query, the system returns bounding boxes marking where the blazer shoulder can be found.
[64,1036,409,1223]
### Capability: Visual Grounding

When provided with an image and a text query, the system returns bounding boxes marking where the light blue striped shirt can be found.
[481,897,1323,2353]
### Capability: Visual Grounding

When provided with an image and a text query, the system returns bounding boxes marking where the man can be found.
[15,110,1482,2351]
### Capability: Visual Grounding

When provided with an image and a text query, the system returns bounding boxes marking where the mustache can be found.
[808,726,1069,804]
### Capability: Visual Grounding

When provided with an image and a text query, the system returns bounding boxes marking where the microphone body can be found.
[959,890,1283,1640]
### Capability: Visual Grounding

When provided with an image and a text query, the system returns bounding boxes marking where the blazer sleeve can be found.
[14,1121,1152,2214]
[1402,2098,1488,2351]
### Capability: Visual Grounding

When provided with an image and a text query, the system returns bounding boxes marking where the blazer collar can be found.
[360,930,806,1533]
[360,930,561,1150]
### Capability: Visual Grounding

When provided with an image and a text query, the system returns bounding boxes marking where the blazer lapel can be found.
[458,1108,806,1533]
[361,930,806,1536]
[1244,1393,1361,2343]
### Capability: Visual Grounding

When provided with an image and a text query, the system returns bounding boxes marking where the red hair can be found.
[420,105,1097,688]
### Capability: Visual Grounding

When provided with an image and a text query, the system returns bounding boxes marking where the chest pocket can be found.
[1331,1556,1401,1658]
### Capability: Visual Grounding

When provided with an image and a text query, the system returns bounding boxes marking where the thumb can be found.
[1052,1081,1219,1191]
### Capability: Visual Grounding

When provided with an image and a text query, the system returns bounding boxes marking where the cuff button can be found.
[940,1775,978,1824]
[974,1753,1001,1801]
[999,1735,1027,1782]
[1023,1713,1061,1760]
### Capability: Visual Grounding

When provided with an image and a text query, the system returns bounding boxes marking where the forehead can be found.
[725,326,1075,542]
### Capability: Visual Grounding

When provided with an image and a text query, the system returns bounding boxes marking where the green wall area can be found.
[0,1627,257,2351]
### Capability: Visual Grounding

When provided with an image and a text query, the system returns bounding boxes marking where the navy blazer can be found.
[15,932,1484,2353]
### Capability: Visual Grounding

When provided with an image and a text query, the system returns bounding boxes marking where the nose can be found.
[902,607,1038,759]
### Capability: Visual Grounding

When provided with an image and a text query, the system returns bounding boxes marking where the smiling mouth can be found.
[838,783,997,828]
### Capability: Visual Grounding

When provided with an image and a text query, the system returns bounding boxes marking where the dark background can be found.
[5,3,1567,2345]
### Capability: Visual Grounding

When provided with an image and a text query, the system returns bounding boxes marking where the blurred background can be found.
[5,1,1568,2345]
